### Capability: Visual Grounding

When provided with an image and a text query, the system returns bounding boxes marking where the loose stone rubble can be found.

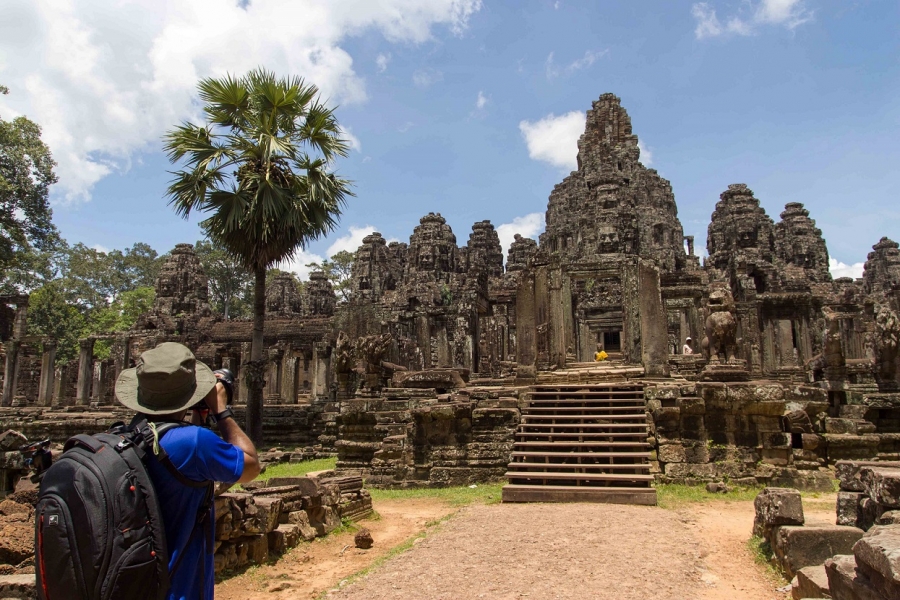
[1,92,900,493]
[750,462,900,598]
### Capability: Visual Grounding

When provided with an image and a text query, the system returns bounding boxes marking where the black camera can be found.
[191,368,235,411]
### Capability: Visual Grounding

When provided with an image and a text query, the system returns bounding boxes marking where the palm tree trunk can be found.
[247,265,266,446]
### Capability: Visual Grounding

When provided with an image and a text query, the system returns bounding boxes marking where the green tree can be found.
[0,85,60,283]
[26,281,87,364]
[164,68,353,444]
[194,238,252,319]
[88,286,155,358]
[306,249,354,302]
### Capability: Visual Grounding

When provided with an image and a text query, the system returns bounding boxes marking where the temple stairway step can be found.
[502,383,656,505]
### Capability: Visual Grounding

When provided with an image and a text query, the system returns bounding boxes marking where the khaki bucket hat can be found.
[115,342,217,415]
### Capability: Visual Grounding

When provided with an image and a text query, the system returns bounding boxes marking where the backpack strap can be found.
[124,415,216,580]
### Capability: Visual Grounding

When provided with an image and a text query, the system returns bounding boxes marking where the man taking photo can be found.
[114,342,260,600]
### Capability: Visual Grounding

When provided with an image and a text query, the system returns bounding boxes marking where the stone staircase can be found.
[502,382,657,505]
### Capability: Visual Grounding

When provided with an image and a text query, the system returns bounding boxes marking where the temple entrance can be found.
[602,331,621,352]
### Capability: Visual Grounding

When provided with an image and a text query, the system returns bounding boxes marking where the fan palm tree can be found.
[164,68,353,444]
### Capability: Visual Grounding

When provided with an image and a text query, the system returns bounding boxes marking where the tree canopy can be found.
[164,68,354,444]
[0,85,60,282]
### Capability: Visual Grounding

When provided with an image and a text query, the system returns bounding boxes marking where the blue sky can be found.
[2,1,897,279]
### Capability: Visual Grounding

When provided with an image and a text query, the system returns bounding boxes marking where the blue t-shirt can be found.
[146,425,244,600]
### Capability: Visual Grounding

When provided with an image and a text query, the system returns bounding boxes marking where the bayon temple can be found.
[3,93,900,504]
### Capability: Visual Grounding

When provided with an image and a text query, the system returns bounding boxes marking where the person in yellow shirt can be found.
[594,349,608,361]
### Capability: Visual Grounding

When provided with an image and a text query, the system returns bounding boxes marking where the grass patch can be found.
[655,483,763,509]
[368,481,505,507]
[746,535,787,583]
[255,457,337,481]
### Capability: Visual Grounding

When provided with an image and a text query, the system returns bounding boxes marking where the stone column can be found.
[1,340,21,407]
[38,341,57,406]
[91,361,107,406]
[237,342,251,405]
[312,343,329,398]
[578,322,593,362]
[115,337,131,378]
[416,316,432,369]
[515,270,537,384]
[637,260,669,377]
[280,350,297,405]
[75,338,95,406]
[435,326,451,368]
[52,365,69,407]
[534,266,550,369]
[548,267,567,369]
[621,258,641,364]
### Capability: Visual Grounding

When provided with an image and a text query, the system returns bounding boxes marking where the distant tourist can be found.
[594,348,608,361]
[683,337,694,355]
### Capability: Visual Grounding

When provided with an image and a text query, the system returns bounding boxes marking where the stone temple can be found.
[3,93,900,505]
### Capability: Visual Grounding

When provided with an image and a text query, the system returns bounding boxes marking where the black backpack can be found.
[34,419,214,600]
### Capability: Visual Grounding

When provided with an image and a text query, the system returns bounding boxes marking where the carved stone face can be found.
[597,226,620,253]
[738,226,758,248]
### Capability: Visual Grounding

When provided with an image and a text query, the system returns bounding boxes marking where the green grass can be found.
[368,481,505,506]
[746,535,787,583]
[255,456,337,481]
[655,483,763,509]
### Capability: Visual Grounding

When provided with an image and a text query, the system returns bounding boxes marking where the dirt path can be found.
[217,493,837,600]
[215,498,458,600]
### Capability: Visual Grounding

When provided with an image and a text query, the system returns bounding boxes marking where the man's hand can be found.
[203,376,229,414]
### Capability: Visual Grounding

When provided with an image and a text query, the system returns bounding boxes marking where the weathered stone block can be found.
[677,396,705,415]
[268,523,301,555]
[852,525,900,597]
[251,497,283,534]
[658,443,685,464]
[826,418,860,435]
[837,492,865,527]
[0,574,35,599]
[753,487,804,539]
[244,534,269,565]
[307,506,339,536]
[663,462,717,478]
[286,510,318,541]
[825,436,881,462]
[768,469,836,493]
[860,466,900,509]
[791,564,830,600]
[835,461,900,492]
[860,498,886,532]
[775,526,864,579]
[825,555,884,600]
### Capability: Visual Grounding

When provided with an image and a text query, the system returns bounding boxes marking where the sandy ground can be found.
[216,493,838,600]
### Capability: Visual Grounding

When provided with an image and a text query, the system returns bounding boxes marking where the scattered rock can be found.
[705,482,728,494]
[355,528,374,549]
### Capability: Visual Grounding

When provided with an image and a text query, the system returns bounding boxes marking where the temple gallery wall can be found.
[2,93,900,495]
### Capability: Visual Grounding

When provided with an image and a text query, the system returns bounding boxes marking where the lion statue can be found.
[701,283,738,363]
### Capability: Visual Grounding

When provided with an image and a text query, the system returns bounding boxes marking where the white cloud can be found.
[278,249,326,282]
[519,110,584,171]
[412,68,444,88]
[496,213,545,262]
[0,0,482,203]
[375,53,391,72]
[475,91,488,110]
[692,3,723,38]
[325,224,379,257]
[692,0,811,39]
[829,258,864,280]
[546,50,607,79]
[637,140,653,166]
[756,0,813,28]
[554,1,561,9]
[341,126,362,152]
[92,244,110,254]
